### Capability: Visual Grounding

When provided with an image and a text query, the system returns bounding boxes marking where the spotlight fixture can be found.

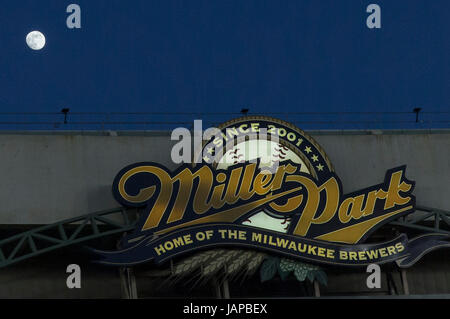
[413,107,422,123]
[61,108,70,124]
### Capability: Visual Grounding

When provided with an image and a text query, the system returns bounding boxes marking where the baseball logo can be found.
[216,140,309,233]
[199,116,333,235]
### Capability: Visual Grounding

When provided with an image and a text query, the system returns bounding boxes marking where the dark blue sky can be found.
[0,0,448,130]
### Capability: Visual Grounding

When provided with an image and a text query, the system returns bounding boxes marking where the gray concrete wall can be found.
[0,130,448,224]
[313,132,450,209]
[0,250,122,298]
[0,132,177,224]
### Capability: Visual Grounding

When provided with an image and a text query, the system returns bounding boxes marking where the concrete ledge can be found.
[0,128,448,136]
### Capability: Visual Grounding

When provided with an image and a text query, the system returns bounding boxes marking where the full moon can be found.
[26,31,46,50]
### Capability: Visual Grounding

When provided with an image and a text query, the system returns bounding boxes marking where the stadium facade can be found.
[0,126,448,298]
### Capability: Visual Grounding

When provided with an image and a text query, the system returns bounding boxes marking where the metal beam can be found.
[0,207,139,269]
[222,279,230,299]
[313,281,321,297]
[400,269,410,295]
[389,205,450,235]
[0,204,448,270]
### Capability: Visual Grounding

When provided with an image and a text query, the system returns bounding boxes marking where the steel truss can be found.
[0,207,139,269]
[0,205,448,269]
[390,205,450,235]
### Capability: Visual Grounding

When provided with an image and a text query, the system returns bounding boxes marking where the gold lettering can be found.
[327,249,335,259]
[226,127,239,138]
[366,250,379,259]
[254,172,273,195]
[251,122,260,132]
[223,167,243,204]
[387,246,396,256]
[358,251,367,260]
[252,232,262,242]
[276,237,289,249]
[288,241,297,251]
[384,171,413,209]
[292,176,340,236]
[395,242,405,253]
[317,247,326,257]
[239,124,249,133]
[238,163,257,200]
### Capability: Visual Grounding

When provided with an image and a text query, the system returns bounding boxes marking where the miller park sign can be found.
[91,117,449,271]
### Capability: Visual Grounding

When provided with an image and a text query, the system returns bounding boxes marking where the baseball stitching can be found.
[226,142,293,232]
[272,143,288,163]
[230,147,245,165]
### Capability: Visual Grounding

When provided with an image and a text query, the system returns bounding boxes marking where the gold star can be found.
[304,146,312,154]
[206,147,214,155]
[316,164,324,171]
[311,154,319,162]
[203,156,210,163]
